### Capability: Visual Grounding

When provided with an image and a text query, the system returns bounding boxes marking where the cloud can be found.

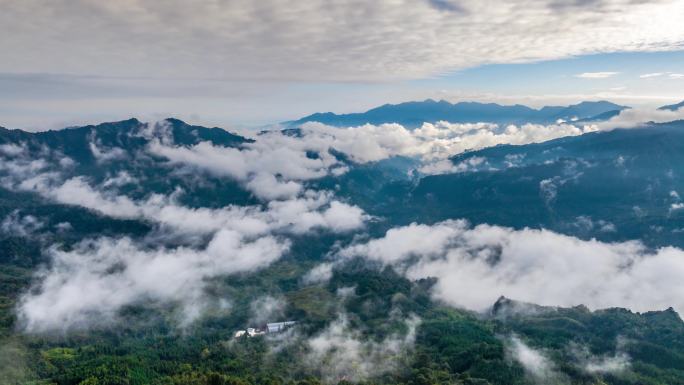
[102,171,137,187]
[19,230,289,332]
[302,263,335,285]
[0,134,371,332]
[250,295,287,326]
[507,336,562,383]
[638,72,684,80]
[539,160,585,207]
[0,143,70,192]
[148,131,338,200]
[306,314,420,383]
[575,72,619,79]
[584,354,630,374]
[1,1,682,82]
[570,215,616,233]
[57,178,366,236]
[151,120,594,184]
[5,111,684,332]
[245,173,302,201]
[339,220,684,315]
[585,108,684,131]
[639,72,665,78]
[88,132,127,163]
[0,143,27,157]
[593,106,684,130]
[1,210,44,237]
[0,143,367,237]
[569,342,630,374]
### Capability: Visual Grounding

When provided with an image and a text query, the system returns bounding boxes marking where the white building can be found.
[234,321,296,338]
[266,321,296,333]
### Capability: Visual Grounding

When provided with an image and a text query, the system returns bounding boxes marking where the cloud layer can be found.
[1,0,683,81]
[4,111,683,331]
[0,129,371,332]
[151,120,595,181]
[338,220,684,314]
[19,231,288,332]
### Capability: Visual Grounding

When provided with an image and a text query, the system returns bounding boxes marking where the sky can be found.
[1,0,683,131]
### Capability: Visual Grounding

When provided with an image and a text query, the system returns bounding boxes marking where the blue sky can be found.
[1,0,683,130]
[424,51,684,99]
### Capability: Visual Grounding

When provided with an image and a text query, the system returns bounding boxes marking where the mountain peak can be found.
[659,100,684,111]
[491,296,555,318]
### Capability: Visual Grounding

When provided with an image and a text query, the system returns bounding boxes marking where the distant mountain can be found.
[574,108,625,123]
[659,100,684,111]
[288,99,629,127]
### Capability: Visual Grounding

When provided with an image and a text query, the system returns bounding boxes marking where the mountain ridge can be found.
[659,100,684,111]
[288,99,629,127]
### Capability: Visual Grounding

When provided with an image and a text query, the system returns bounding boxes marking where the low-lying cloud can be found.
[19,230,288,332]
[569,341,630,374]
[151,120,595,183]
[596,106,684,130]
[4,112,684,333]
[0,131,370,332]
[338,220,684,314]
[306,314,420,383]
[507,336,563,384]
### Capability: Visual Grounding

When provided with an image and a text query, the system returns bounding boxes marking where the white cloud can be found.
[639,72,665,78]
[102,171,137,187]
[1,1,683,82]
[593,106,684,130]
[0,143,368,237]
[638,72,684,80]
[570,342,630,374]
[418,156,486,175]
[306,314,420,383]
[148,132,337,199]
[575,72,619,79]
[0,140,370,332]
[55,178,366,236]
[507,336,561,383]
[0,128,371,335]
[19,230,289,332]
[151,120,594,185]
[250,295,287,326]
[89,134,127,163]
[339,220,684,315]
[245,173,302,201]
[5,110,684,332]
[1,210,44,237]
[0,143,27,157]
[340,221,465,265]
[571,216,616,233]
[584,354,630,374]
[302,263,335,285]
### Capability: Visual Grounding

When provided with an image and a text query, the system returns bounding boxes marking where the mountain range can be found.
[288,99,630,127]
